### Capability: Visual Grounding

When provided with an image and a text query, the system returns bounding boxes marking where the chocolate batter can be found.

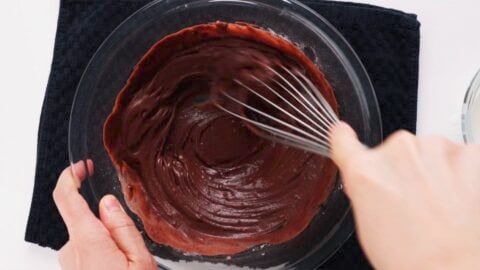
[104,22,338,256]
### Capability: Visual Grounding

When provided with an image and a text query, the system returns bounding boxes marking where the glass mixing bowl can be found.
[462,69,480,144]
[69,0,382,269]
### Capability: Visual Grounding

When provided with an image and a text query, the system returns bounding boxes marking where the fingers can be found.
[71,159,94,181]
[58,242,75,270]
[329,121,367,169]
[99,195,155,267]
[53,160,103,236]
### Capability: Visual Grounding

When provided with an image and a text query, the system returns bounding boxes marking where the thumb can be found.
[99,195,154,267]
[329,121,366,169]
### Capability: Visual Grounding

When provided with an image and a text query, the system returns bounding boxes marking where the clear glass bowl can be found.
[69,0,382,269]
[462,69,480,144]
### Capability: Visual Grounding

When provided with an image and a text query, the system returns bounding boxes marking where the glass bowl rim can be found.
[462,68,480,144]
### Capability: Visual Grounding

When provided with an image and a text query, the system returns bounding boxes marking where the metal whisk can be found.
[216,64,339,157]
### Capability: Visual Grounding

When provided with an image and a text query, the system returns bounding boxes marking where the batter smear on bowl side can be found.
[104,22,338,256]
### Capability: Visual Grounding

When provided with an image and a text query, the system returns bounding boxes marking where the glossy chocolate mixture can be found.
[104,22,338,256]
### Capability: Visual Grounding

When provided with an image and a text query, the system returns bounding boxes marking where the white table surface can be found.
[1,0,479,269]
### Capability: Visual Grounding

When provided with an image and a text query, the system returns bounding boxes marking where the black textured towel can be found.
[25,1,420,269]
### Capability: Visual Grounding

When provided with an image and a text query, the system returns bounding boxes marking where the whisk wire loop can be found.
[217,64,339,157]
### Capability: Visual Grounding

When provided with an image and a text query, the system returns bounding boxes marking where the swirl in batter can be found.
[104,22,338,256]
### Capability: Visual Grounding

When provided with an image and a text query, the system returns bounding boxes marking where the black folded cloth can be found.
[25,1,420,269]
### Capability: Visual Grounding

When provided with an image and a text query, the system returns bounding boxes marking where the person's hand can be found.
[330,122,480,270]
[53,160,156,270]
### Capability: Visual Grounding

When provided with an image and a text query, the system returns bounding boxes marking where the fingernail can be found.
[330,121,347,137]
[334,121,350,130]
[86,159,95,176]
[335,121,356,135]
[71,161,86,180]
[104,195,123,213]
